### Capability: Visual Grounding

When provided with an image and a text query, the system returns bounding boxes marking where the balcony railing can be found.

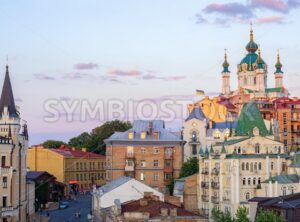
[201,182,209,188]
[201,168,209,174]
[125,164,134,171]
[0,167,13,174]
[211,181,220,189]
[223,197,231,203]
[211,168,220,175]
[200,208,209,218]
[201,195,209,202]
[126,152,135,158]
[211,196,220,204]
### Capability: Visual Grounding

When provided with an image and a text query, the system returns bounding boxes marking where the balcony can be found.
[201,168,209,174]
[211,181,220,189]
[211,168,220,175]
[164,165,173,173]
[223,197,231,203]
[0,206,18,217]
[201,182,209,188]
[211,196,220,204]
[201,194,209,202]
[0,166,13,175]
[126,152,135,159]
[200,208,209,218]
[125,164,134,171]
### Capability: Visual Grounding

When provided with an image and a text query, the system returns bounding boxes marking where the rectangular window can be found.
[153,173,159,181]
[192,144,197,155]
[284,128,288,136]
[141,147,146,154]
[141,160,146,167]
[140,173,145,181]
[2,196,7,207]
[127,160,134,166]
[153,147,159,154]
[153,160,159,167]
[140,132,146,139]
[283,113,287,125]
[2,177,7,188]
[128,132,134,139]
[164,173,172,180]
[1,156,6,167]
[165,160,172,167]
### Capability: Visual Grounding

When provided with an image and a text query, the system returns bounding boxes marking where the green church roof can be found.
[235,101,268,137]
[265,87,283,93]
[263,174,300,184]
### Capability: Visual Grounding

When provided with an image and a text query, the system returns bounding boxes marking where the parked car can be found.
[59,201,69,209]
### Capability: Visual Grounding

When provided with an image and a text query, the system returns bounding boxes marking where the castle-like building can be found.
[0,66,31,222]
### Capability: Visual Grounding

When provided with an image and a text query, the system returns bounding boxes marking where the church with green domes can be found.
[221,26,289,99]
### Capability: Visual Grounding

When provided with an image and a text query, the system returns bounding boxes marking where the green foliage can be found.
[167,178,175,195]
[235,206,250,222]
[68,132,92,148]
[256,209,286,222]
[211,207,234,222]
[179,157,199,178]
[68,120,132,154]
[42,140,66,149]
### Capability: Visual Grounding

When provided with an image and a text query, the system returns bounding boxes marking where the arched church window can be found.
[253,178,256,185]
[242,163,245,170]
[255,143,260,153]
[238,147,241,154]
[248,178,251,185]
[243,178,246,185]
[246,163,249,170]
[258,177,261,184]
[245,192,250,200]
[250,163,253,172]
[191,131,197,142]
[282,187,287,196]
[254,163,257,171]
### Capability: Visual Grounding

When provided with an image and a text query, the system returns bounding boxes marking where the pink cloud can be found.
[256,15,285,23]
[203,2,253,18]
[33,73,55,80]
[251,0,288,12]
[74,63,98,70]
[108,69,142,76]
[63,72,96,79]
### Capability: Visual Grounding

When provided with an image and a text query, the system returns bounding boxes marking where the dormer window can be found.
[214,130,220,139]
[141,131,146,139]
[153,132,159,139]
[128,131,134,139]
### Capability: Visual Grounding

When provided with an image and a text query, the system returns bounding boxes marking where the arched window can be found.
[245,192,250,200]
[243,178,246,185]
[258,163,262,170]
[253,178,256,185]
[258,177,261,184]
[291,187,294,194]
[238,147,241,154]
[278,147,281,154]
[242,163,245,170]
[255,143,260,153]
[254,163,257,171]
[283,187,286,196]
[246,163,249,170]
[192,131,197,142]
[248,178,251,185]
[250,163,253,172]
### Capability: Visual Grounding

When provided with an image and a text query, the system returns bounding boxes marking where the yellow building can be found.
[27,145,106,191]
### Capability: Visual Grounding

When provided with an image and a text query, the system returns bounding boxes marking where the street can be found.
[48,193,93,222]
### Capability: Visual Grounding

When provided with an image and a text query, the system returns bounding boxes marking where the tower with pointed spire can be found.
[222,49,231,96]
[237,25,268,92]
[0,65,30,221]
[274,50,284,88]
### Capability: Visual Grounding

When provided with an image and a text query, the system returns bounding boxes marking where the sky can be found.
[0,0,300,145]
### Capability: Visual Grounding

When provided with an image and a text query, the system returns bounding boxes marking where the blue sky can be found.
[0,0,299,145]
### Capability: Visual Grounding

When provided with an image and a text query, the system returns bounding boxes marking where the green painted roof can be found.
[235,102,268,137]
[226,153,291,159]
[240,52,266,71]
[265,87,283,93]
[263,174,300,184]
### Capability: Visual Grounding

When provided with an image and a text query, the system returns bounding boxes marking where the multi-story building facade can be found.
[27,145,106,191]
[198,103,291,219]
[0,65,31,222]
[105,120,185,193]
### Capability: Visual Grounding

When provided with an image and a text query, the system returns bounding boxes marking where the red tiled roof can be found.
[121,198,195,217]
[51,145,105,158]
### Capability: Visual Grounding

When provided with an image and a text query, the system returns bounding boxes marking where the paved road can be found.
[48,194,93,222]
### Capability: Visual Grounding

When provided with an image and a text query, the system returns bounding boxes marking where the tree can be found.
[68,120,132,154]
[42,140,66,148]
[68,132,91,148]
[235,206,250,222]
[167,178,175,195]
[179,157,199,178]
[256,209,286,222]
[211,207,234,222]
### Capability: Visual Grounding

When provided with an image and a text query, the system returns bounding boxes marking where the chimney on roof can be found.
[170,208,177,217]
[139,198,148,207]
[160,208,168,217]
[148,121,153,135]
